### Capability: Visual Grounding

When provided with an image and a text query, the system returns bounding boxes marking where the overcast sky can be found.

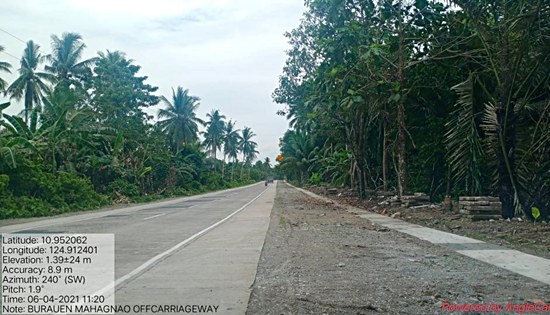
[0,0,304,162]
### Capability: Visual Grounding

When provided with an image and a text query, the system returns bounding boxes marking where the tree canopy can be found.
[275,0,550,219]
[0,33,268,219]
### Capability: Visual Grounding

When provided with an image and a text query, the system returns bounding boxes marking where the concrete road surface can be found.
[0,182,276,314]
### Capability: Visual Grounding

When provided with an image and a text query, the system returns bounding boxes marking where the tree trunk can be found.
[353,112,367,199]
[397,102,406,197]
[349,157,355,190]
[496,28,520,219]
[24,90,32,125]
[396,24,407,198]
[382,109,388,191]
[240,154,245,179]
[496,57,517,219]
[357,159,367,199]
[231,160,235,181]
[221,154,226,181]
[496,122,516,219]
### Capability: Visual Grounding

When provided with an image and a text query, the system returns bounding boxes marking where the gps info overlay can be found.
[1,234,115,314]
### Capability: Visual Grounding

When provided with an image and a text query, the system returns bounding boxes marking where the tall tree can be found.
[46,32,96,87]
[239,127,258,177]
[223,120,241,181]
[157,86,203,152]
[222,120,240,179]
[276,0,454,197]
[223,120,240,162]
[202,109,226,159]
[90,50,159,136]
[0,46,12,92]
[274,0,549,220]
[447,0,550,218]
[7,41,55,123]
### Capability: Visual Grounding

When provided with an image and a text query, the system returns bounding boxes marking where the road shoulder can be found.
[293,184,550,287]
[247,183,549,315]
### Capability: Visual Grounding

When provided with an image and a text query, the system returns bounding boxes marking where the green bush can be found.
[309,172,322,185]
[1,164,109,219]
[12,196,52,217]
[0,193,51,219]
[164,187,191,197]
[55,172,109,210]
[0,174,9,191]
[108,178,140,197]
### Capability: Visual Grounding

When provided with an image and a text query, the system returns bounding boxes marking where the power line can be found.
[0,28,26,44]
[0,27,24,61]
[0,49,19,61]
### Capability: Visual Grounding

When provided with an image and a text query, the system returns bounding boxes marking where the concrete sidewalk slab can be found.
[290,184,550,286]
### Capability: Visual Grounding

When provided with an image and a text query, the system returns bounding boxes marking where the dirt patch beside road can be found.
[247,183,549,315]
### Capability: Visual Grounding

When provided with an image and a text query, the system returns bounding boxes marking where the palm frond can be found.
[0,61,11,73]
[0,146,16,168]
[480,102,499,187]
[444,74,486,194]
[2,114,31,138]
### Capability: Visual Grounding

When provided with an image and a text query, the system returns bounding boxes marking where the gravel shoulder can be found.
[247,183,550,315]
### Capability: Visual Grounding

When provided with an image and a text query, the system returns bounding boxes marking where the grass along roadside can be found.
[0,179,258,227]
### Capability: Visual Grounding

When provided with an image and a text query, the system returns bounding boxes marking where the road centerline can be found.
[93,186,269,297]
[142,213,166,221]
[0,183,261,234]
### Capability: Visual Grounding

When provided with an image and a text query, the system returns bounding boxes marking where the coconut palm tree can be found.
[46,32,97,85]
[202,109,226,159]
[0,46,12,92]
[278,130,316,185]
[222,120,241,180]
[7,40,55,123]
[239,127,258,177]
[240,127,258,163]
[157,86,204,153]
[223,120,240,162]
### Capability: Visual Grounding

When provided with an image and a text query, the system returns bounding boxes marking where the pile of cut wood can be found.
[401,193,430,208]
[458,196,501,220]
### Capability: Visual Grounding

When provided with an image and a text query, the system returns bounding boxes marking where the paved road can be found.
[0,182,276,314]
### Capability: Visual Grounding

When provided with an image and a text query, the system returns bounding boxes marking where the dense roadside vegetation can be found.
[0,34,271,219]
[275,0,550,219]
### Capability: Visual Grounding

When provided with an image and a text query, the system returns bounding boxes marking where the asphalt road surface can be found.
[0,182,276,314]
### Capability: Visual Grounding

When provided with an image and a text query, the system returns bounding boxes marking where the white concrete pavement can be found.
[114,183,276,314]
[0,182,277,314]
